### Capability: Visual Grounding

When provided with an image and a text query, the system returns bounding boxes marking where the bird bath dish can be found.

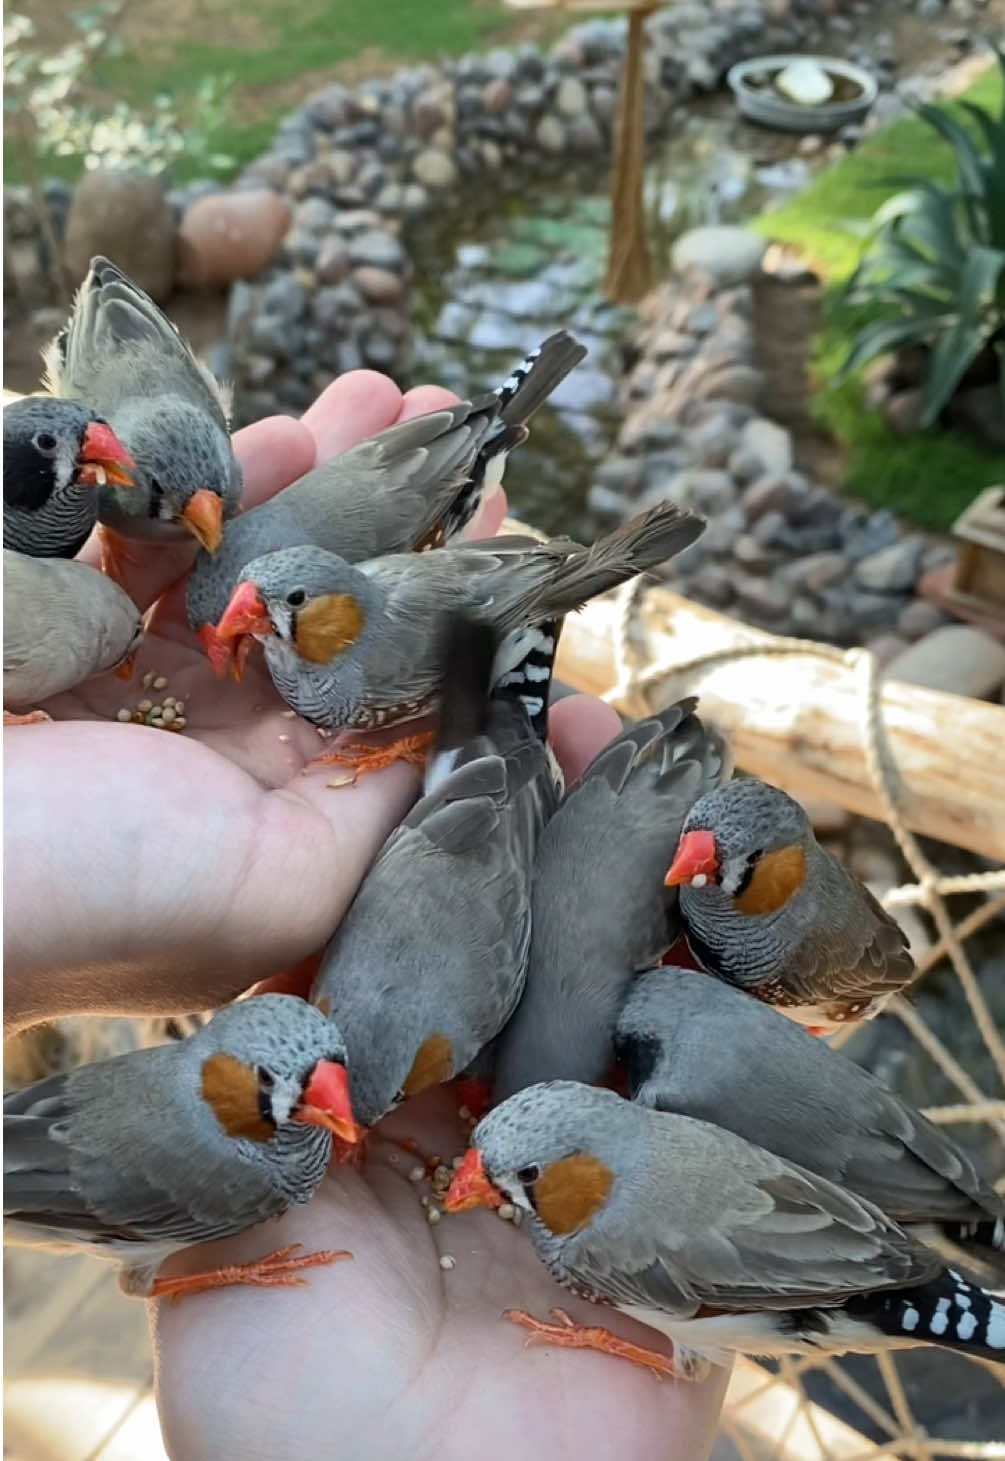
[727,55,877,133]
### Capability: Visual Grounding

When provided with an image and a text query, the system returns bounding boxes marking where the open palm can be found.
[153,1088,728,1461]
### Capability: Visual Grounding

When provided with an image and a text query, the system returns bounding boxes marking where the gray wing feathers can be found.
[45,256,229,426]
[565,1122,939,1316]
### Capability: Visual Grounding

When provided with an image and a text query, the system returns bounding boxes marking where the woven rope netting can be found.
[603,576,1005,1461]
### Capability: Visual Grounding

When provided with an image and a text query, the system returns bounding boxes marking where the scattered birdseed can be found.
[326,774,356,789]
[497,1203,516,1223]
[278,733,291,743]
[150,717,165,729]
[439,1255,455,1271]
[408,1164,426,1184]
[451,1155,465,1170]
[433,1165,451,1187]
[138,699,152,713]
[281,709,297,719]
[388,1152,399,1165]
[175,717,187,730]
[420,1194,430,1207]
[153,676,168,690]
[141,672,154,689]
[174,701,185,715]
[116,708,132,723]
[426,1206,441,1225]
[458,1105,471,1121]
[162,696,176,709]
[162,707,176,724]
[512,1207,524,1227]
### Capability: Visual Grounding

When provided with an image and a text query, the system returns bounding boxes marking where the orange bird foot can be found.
[150,1243,351,1301]
[97,524,135,588]
[307,731,435,784]
[4,709,52,726]
[503,1307,687,1381]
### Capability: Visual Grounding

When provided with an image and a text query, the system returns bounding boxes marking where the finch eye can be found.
[33,432,58,456]
[286,588,306,608]
[256,1066,275,1092]
[516,1164,540,1185]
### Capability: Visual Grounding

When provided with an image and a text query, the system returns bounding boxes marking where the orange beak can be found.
[77,421,136,488]
[443,1148,503,1213]
[216,580,272,642]
[181,489,224,553]
[294,1059,365,1147]
[665,829,719,888]
[113,651,137,682]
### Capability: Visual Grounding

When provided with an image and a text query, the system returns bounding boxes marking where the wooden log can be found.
[544,573,1005,861]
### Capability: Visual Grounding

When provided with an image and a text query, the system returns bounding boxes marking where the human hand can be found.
[2,373,506,1032]
[152,707,729,1461]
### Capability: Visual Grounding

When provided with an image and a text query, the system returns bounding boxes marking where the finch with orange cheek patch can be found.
[187,330,587,653]
[4,995,363,1300]
[309,617,563,1127]
[445,1082,1005,1379]
[211,499,703,777]
[43,255,241,578]
[616,967,1005,1268]
[665,778,916,1029]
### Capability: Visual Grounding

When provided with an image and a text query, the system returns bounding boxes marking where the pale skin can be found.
[4,372,729,1461]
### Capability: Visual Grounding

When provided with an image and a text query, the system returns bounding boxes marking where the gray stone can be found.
[435,301,477,342]
[686,302,719,335]
[847,589,903,632]
[687,417,737,469]
[650,328,695,361]
[375,182,406,215]
[352,265,405,305]
[688,470,737,515]
[735,575,789,620]
[784,551,848,594]
[596,455,643,495]
[590,84,617,123]
[567,113,604,153]
[672,226,767,287]
[294,196,335,233]
[843,508,900,560]
[728,446,765,484]
[865,632,910,666]
[262,272,308,320]
[897,599,952,641]
[348,229,406,271]
[700,505,746,556]
[401,184,430,217]
[547,368,616,413]
[535,114,566,152]
[412,148,458,188]
[313,282,364,328]
[743,474,794,519]
[588,484,630,522]
[468,312,529,352]
[362,331,399,369]
[883,387,925,435]
[695,364,764,405]
[689,562,736,607]
[854,538,923,594]
[733,534,782,572]
[556,76,589,116]
[750,509,790,548]
[316,237,350,284]
[885,625,1005,699]
[482,77,513,114]
[740,418,793,476]
[249,314,303,360]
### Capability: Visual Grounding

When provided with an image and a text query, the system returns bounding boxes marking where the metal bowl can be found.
[727,54,878,133]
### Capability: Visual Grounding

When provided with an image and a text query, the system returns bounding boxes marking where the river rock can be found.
[886,626,1005,699]
[64,169,177,301]
[739,417,793,475]
[673,226,766,287]
[555,76,589,116]
[176,188,291,290]
[854,538,923,593]
[535,115,566,152]
[412,148,458,187]
[351,265,405,305]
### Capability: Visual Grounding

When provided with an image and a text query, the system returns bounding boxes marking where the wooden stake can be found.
[603,6,656,304]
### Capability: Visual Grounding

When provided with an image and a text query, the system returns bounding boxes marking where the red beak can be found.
[665,829,719,888]
[294,1059,365,1147]
[444,1148,503,1212]
[77,421,135,488]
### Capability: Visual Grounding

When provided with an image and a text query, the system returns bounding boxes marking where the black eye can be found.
[286,588,306,608]
[33,432,58,456]
[516,1164,540,1185]
[257,1066,275,1091]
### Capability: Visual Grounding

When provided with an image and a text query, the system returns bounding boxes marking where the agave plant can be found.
[841,45,1005,427]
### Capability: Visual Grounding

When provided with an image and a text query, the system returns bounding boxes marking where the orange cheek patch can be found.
[534,1153,614,1236]
[294,593,365,664]
[201,1053,274,1142]
[401,1033,455,1098]
[734,844,807,915]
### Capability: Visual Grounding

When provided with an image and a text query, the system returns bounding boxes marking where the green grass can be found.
[8,0,559,183]
[751,64,1005,530]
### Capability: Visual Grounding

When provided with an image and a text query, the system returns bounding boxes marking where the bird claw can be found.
[307,732,435,783]
[3,709,52,726]
[149,1242,352,1301]
[502,1307,689,1381]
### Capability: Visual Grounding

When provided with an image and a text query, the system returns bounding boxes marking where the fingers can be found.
[234,414,317,511]
[300,370,405,461]
[548,695,623,785]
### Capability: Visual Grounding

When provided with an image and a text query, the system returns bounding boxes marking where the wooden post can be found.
[603,6,656,303]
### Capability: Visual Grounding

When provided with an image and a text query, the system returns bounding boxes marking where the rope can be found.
[603,574,1005,1460]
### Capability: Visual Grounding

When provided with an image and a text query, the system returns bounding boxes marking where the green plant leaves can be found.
[919,244,1005,423]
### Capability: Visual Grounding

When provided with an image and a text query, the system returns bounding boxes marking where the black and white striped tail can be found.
[845,1267,1005,1363]
[940,1216,1005,1270]
[490,618,562,744]
[438,333,587,542]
